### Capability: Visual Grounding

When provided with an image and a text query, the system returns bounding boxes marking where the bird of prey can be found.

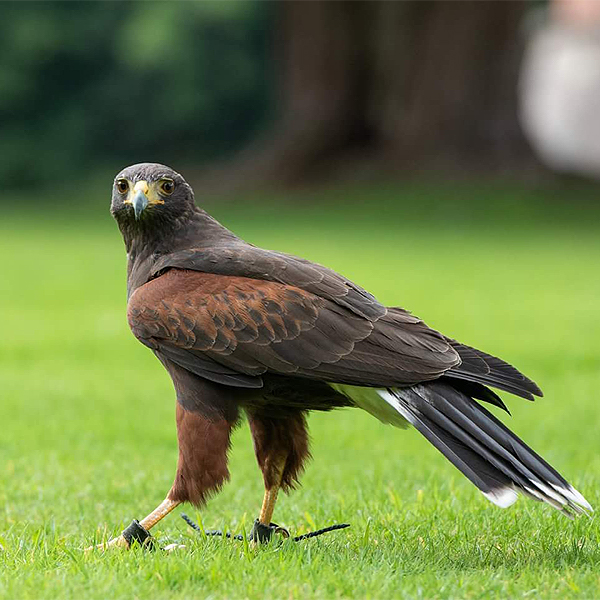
[101,162,590,548]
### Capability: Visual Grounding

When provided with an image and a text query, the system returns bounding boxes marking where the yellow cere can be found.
[125,179,165,206]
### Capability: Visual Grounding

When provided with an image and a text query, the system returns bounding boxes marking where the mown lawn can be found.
[1,181,600,599]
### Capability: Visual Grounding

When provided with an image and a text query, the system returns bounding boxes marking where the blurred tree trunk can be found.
[375,0,531,169]
[228,0,537,186]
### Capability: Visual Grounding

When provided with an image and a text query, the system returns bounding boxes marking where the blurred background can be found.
[3,0,600,193]
[1,3,600,587]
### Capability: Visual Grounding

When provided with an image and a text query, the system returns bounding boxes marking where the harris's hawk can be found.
[99,163,590,548]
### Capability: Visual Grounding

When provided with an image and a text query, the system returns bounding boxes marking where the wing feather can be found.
[151,245,387,321]
[128,269,458,388]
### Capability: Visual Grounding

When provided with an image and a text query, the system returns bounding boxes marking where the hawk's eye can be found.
[159,178,175,196]
[116,179,129,194]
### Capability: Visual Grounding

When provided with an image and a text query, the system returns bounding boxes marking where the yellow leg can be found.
[139,497,180,530]
[258,456,286,526]
[87,497,181,551]
[259,486,280,526]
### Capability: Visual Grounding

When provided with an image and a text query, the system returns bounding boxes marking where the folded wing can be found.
[127,268,458,388]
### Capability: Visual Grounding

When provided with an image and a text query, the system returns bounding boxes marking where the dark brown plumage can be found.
[101,162,590,548]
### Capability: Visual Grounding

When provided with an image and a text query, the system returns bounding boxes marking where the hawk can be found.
[99,163,590,548]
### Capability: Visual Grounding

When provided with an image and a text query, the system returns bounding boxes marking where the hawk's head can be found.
[110,163,194,225]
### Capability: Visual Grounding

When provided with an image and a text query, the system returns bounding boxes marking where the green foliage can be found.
[0,1,272,188]
[1,184,600,598]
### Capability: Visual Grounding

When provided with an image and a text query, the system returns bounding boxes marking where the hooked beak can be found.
[131,181,149,220]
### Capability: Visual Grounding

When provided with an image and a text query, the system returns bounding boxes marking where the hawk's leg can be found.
[258,454,286,527]
[91,497,182,550]
[248,409,310,536]
[88,400,237,551]
[169,401,238,506]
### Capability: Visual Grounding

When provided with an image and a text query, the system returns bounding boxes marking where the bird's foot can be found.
[85,519,156,552]
[249,519,291,544]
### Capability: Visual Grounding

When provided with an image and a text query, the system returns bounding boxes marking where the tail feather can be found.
[381,390,517,499]
[410,389,573,513]
[379,382,591,516]
[445,378,510,414]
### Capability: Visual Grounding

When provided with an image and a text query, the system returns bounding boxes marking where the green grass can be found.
[1,181,600,599]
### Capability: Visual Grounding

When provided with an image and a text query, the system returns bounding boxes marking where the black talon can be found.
[273,524,291,539]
